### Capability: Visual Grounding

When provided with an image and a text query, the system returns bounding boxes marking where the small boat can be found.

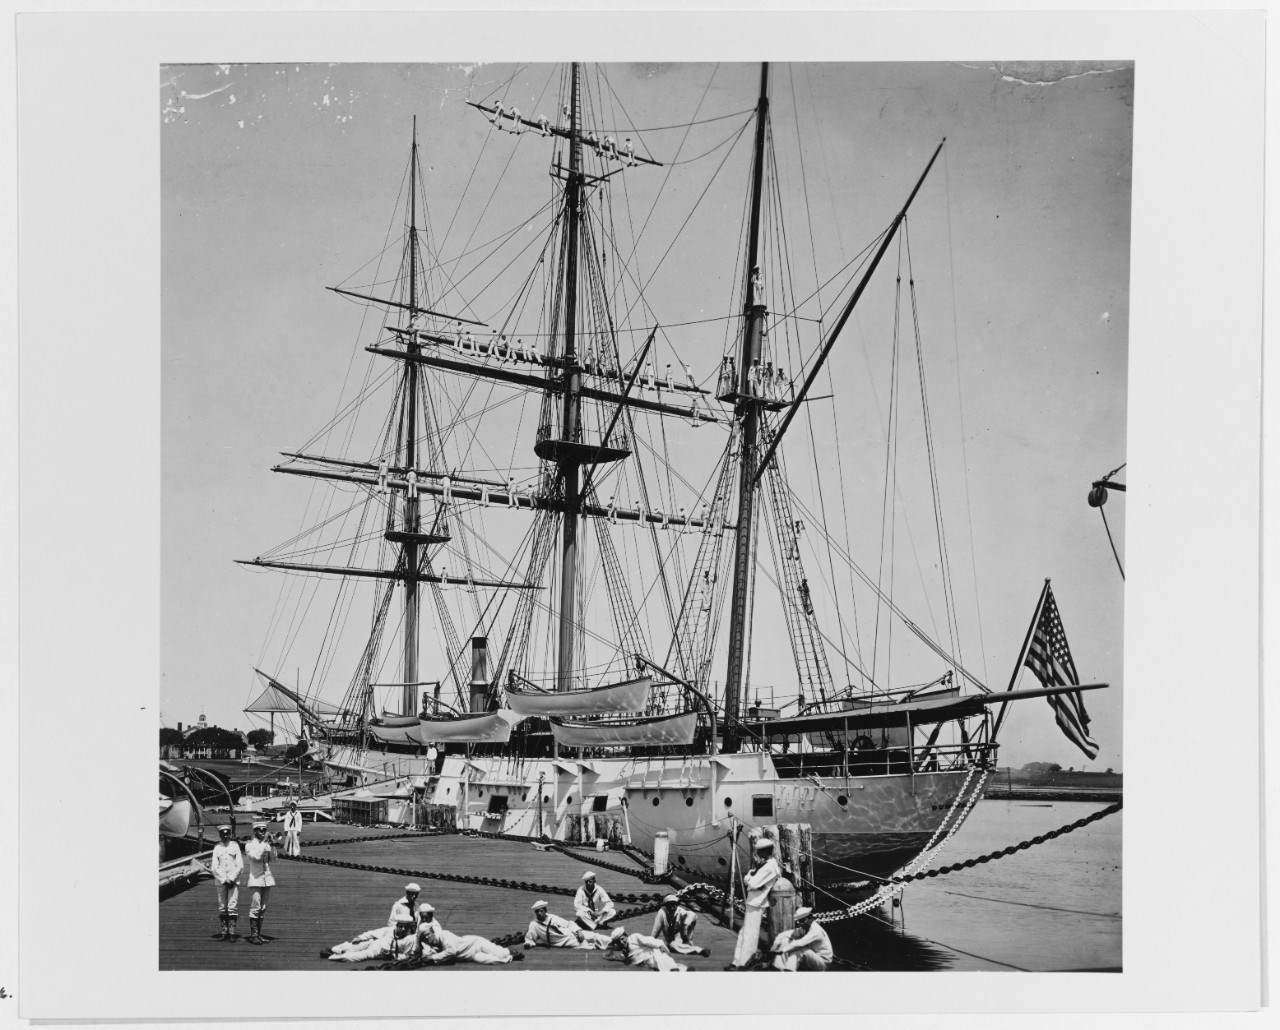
[506,675,651,718]
[548,711,698,748]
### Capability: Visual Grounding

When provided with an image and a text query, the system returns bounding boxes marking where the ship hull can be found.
[324,745,983,885]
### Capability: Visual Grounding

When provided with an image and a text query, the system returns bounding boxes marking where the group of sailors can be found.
[487,101,638,166]
[210,820,281,946]
[321,882,522,965]
[716,355,793,403]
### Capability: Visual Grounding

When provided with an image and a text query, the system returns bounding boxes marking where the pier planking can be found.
[160,831,738,971]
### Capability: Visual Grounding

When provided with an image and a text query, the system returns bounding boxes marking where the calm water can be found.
[824,799,1121,971]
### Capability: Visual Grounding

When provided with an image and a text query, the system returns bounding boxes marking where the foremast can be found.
[402,116,423,716]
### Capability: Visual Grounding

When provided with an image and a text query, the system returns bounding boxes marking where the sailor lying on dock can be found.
[573,871,617,930]
[604,927,688,972]
[524,899,612,949]
[419,925,523,965]
[322,918,420,964]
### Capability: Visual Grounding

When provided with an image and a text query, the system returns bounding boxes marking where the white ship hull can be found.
[325,745,981,884]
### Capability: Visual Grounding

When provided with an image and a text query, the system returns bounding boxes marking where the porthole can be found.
[677,856,687,865]
[723,797,732,808]
[717,857,728,867]
[543,795,550,804]
[478,789,484,797]
[445,788,452,796]
[651,796,660,807]
[565,795,573,805]
[685,797,693,807]
[521,793,528,802]
[837,795,848,806]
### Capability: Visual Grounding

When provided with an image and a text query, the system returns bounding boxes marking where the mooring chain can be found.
[280,850,668,905]
[814,798,1122,923]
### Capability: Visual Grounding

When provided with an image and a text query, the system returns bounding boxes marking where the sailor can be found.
[764,362,775,400]
[406,469,418,499]
[498,334,510,363]
[683,361,697,390]
[489,101,505,127]
[414,901,444,942]
[517,337,531,363]
[605,927,687,972]
[607,495,618,524]
[507,477,517,508]
[537,113,551,136]
[524,900,610,949]
[282,801,303,857]
[573,870,617,931]
[324,918,419,964]
[651,894,709,956]
[748,359,763,395]
[665,363,674,391]
[211,824,243,942]
[727,836,780,969]
[485,329,498,358]
[376,459,389,495]
[603,135,617,160]
[243,821,278,946]
[770,906,833,971]
[508,106,522,133]
[622,137,635,166]
[560,104,571,131]
[453,320,464,348]
[420,923,522,965]
[442,475,452,503]
[750,264,764,297]
[388,883,422,928]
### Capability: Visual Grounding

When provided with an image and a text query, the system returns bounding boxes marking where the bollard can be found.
[653,831,670,876]
[766,877,796,947]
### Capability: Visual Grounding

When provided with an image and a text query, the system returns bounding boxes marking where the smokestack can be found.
[177,722,183,734]
[469,637,490,713]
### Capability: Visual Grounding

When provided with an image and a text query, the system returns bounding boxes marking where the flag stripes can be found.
[1024,587,1099,760]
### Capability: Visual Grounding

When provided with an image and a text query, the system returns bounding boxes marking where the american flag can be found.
[1024,586,1099,760]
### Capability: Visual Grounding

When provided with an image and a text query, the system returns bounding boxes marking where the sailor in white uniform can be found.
[573,870,617,931]
[282,801,303,857]
[524,899,610,949]
[728,836,780,969]
[770,906,833,971]
[324,919,420,964]
[388,883,421,928]
[420,924,520,965]
[651,894,709,956]
[243,821,278,945]
[605,927,687,972]
[210,824,243,941]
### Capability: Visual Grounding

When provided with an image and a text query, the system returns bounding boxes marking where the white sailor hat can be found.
[253,821,268,830]
[795,906,815,920]
[417,902,435,914]
[609,926,627,940]
[753,836,775,851]
[405,883,422,893]
[662,894,679,904]
[581,870,596,880]
[531,900,548,911]
[217,824,232,833]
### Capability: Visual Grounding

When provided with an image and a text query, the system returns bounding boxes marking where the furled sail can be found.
[505,675,651,718]
[548,711,697,748]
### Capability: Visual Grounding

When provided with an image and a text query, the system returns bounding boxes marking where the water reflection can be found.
[824,903,956,971]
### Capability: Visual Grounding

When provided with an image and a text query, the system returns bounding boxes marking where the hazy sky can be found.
[161,61,1130,770]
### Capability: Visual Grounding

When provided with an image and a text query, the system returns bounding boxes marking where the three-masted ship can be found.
[240,63,1104,886]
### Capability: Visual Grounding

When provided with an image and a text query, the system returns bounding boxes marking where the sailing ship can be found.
[239,63,1107,887]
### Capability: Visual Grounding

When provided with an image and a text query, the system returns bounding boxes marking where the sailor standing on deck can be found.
[573,870,617,931]
[243,821,278,945]
[727,836,780,969]
[524,900,610,949]
[770,906,833,971]
[282,801,302,857]
[211,824,243,941]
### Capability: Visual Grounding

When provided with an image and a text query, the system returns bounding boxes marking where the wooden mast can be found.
[556,64,584,692]
[721,64,771,753]
[402,117,422,716]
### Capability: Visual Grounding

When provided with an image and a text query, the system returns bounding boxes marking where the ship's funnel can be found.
[469,637,490,712]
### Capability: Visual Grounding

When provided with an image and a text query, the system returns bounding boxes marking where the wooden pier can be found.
[160,822,739,971]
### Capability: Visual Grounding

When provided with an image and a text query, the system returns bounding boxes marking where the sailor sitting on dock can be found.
[651,894,709,957]
[419,924,523,965]
[769,906,833,972]
[604,927,688,972]
[388,883,422,928]
[322,918,420,964]
[573,870,617,931]
[524,899,610,949]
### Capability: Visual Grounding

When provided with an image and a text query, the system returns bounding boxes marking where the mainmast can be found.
[721,64,771,753]
[555,64,585,691]
[401,117,422,716]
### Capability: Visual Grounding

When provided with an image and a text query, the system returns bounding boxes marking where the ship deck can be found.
[160,822,738,972]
